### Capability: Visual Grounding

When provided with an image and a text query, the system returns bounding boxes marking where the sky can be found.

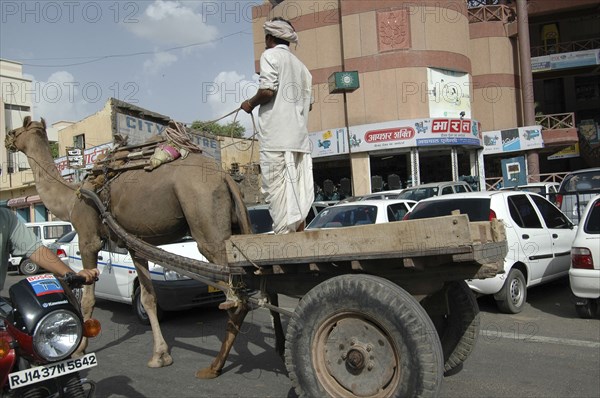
[1,0,262,137]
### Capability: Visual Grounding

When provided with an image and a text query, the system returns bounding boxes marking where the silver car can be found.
[557,168,600,224]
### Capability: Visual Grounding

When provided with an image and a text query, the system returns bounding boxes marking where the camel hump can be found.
[225,175,252,235]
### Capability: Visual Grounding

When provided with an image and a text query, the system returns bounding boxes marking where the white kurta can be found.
[257,45,314,233]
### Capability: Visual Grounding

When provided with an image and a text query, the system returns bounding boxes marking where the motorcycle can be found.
[0,273,101,398]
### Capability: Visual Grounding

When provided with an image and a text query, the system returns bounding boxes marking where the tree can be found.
[191,120,245,139]
[49,142,59,158]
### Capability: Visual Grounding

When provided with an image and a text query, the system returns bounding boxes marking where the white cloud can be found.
[127,1,219,48]
[143,51,178,75]
[31,71,94,125]
[204,71,258,136]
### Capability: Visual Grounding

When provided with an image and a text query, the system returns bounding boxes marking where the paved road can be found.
[3,273,599,398]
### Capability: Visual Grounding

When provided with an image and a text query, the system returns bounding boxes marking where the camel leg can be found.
[131,253,173,368]
[196,303,250,379]
[268,292,285,358]
[73,284,96,357]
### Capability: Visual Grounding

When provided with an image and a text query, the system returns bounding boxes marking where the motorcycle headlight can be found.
[163,269,190,281]
[33,310,82,361]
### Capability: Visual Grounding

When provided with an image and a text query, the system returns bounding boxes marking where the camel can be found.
[5,116,256,379]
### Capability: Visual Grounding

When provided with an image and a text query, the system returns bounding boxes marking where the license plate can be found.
[9,353,98,389]
[207,285,220,293]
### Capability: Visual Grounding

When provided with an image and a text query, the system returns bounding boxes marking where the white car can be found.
[569,194,600,318]
[500,182,559,203]
[395,181,472,202]
[56,232,224,324]
[306,199,417,229]
[406,191,577,313]
[248,201,335,234]
[9,220,73,275]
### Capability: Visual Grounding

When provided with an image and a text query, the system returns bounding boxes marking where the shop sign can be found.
[532,49,600,73]
[309,117,481,158]
[482,125,544,155]
[548,144,580,160]
[427,68,471,119]
[55,143,112,177]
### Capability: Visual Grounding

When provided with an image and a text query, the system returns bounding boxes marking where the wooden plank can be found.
[227,215,475,266]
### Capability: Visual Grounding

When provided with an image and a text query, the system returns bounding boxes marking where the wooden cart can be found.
[88,187,506,397]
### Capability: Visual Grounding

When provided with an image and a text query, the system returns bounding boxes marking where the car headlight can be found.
[33,310,82,361]
[163,269,190,281]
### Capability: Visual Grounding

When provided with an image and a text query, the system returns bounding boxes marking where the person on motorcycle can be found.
[0,208,98,292]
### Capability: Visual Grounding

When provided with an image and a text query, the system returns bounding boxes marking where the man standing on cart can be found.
[241,17,314,234]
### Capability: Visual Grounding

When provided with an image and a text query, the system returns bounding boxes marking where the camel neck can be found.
[24,135,77,221]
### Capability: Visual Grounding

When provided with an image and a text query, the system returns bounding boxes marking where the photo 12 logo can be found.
[1,1,140,24]
[2,80,139,105]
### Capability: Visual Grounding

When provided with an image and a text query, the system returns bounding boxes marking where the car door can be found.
[505,193,554,285]
[94,240,135,302]
[529,194,576,279]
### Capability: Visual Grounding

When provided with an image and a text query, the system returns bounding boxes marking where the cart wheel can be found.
[422,280,480,373]
[285,274,443,398]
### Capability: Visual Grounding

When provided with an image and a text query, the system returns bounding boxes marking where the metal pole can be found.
[338,0,355,196]
[516,0,540,182]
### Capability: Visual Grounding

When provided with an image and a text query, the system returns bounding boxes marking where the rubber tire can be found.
[495,268,527,314]
[19,259,39,276]
[133,286,164,325]
[285,274,444,398]
[423,280,480,373]
[575,300,597,319]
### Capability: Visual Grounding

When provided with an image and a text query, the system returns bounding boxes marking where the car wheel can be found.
[575,300,598,319]
[133,286,164,325]
[495,268,526,314]
[19,259,39,276]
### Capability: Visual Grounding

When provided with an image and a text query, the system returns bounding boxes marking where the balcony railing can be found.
[468,4,516,24]
[535,113,575,130]
[531,38,600,58]
[485,172,567,191]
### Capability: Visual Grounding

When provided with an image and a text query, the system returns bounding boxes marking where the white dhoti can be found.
[260,151,314,234]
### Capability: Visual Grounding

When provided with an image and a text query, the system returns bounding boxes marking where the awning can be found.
[7,195,41,207]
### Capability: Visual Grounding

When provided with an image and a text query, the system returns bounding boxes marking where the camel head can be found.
[5,116,47,152]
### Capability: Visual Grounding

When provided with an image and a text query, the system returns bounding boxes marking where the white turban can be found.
[263,19,298,44]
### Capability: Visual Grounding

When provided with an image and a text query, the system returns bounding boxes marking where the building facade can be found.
[252,0,598,196]
[1,59,53,221]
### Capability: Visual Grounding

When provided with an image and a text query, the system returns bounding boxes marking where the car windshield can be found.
[307,205,378,228]
[408,198,491,221]
[397,187,438,201]
[560,171,600,192]
[56,230,77,243]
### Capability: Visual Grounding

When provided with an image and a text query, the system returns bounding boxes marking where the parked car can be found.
[8,220,73,275]
[306,199,417,229]
[396,181,472,202]
[405,191,577,313]
[569,194,600,318]
[59,233,224,324]
[247,201,334,234]
[557,168,600,224]
[500,182,560,203]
